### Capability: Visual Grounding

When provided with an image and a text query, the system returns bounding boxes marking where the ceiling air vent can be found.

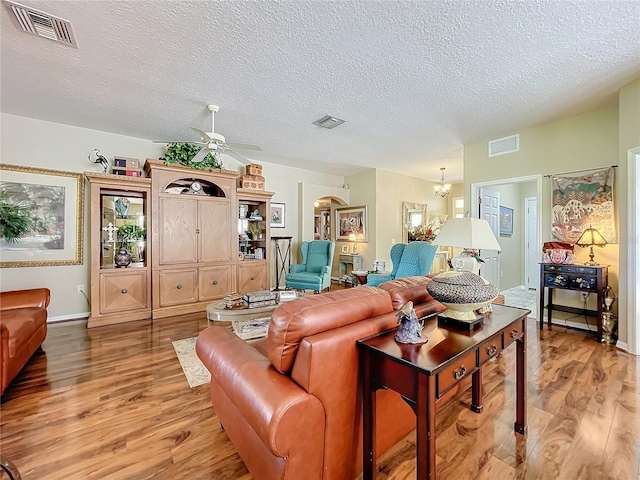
[313,115,346,129]
[488,134,519,157]
[3,0,77,48]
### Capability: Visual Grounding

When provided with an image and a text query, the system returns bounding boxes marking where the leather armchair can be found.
[196,280,445,480]
[0,288,50,395]
[285,240,335,292]
[367,241,437,287]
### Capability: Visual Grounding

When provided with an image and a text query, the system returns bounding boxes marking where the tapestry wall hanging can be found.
[551,166,616,244]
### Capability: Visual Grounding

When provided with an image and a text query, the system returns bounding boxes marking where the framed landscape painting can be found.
[0,164,84,267]
[335,205,368,242]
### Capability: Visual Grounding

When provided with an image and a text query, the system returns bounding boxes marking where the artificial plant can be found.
[160,143,223,170]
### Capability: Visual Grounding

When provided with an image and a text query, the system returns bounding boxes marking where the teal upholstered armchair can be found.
[285,240,335,293]
[367,242,437,287]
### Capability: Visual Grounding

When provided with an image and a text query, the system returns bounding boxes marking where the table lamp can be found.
[349,233,358,254]
[575,225,607,265]
[433,218,502,274]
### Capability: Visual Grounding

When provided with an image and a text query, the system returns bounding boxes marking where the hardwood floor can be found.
[1,307,639,480]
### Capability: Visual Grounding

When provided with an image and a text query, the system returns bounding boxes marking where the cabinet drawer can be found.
[100,270,148,314]
[479,334,502,364]
[503,320,525,348]
[238,261,267,292]
[437,349,477,397]
[199,265,233,301]
[158,269,197,306]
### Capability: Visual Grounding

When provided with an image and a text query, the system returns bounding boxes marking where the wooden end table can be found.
[357,304,529,479]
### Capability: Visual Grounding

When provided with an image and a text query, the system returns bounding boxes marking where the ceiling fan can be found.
[154,104,261,165]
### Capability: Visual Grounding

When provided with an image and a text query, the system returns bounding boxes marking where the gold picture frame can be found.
[0,164,84,267]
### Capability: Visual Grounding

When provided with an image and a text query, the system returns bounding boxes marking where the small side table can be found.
[539,263,608,341]
[352,272,368,285]
[338,254,362,278]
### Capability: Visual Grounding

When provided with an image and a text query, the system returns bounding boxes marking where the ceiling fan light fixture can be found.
[313,114,346,129]
[434,167,451,197]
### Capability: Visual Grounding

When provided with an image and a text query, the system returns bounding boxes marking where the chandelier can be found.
[434,167,451,197]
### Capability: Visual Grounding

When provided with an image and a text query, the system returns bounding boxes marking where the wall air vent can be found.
[488,134,519,157]
[3,0,77,48]
[313,115,346,129]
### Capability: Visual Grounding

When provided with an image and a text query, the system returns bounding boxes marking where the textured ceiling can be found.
[1,1,639,182]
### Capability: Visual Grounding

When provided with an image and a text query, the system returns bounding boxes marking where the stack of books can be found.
[112,157,142,177]
[243,290,277,308]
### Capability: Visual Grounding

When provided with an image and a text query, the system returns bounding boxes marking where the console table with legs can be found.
[271,236,293,291]
[357,304,530,480]
[539,263,608,342]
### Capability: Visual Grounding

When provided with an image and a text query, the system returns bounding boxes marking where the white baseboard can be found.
[48,312,89,323]
[616,340,629,353]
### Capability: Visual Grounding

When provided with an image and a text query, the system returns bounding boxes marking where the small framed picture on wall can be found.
[341,245,349,254]
[270,203,285,228]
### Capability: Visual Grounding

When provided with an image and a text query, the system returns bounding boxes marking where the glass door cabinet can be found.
[85,172,152,327]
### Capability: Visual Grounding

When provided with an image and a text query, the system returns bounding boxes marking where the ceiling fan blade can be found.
[153,140,205,144]
[190,127,212,143]
[191,147,209,163]
[224,148,252,166]
[227,142,262,152]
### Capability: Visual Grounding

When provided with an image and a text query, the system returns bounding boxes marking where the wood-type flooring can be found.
[1,307,639,480]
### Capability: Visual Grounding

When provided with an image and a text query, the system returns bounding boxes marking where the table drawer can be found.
[569,275,597,291]
[545,273,569,287]
[544,264,597,275]
[503,320,525,348]
[437,349,477,397]
[479,334,503,364]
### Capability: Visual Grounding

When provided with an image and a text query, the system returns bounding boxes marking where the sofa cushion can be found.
[267,286,393,374]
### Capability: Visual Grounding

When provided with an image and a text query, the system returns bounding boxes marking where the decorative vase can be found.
[114,249,132,268]
[114,197,130,216]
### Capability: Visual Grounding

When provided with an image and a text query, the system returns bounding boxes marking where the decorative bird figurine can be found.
[88,148,109,173]
[394,301,428,344]
[474,255,485,264]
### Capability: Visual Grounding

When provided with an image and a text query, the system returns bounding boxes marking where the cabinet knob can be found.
[195,229,200,234]
[511,329,520,339]
[121,289,128,294]
[177,284,183,290]
[487,345,498,356]
[212,280,218,285]
[250,276,255,281]
[454,366,467,380]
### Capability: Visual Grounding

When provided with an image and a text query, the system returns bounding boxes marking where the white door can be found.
[525,197,539,289]
[479,188,501,290]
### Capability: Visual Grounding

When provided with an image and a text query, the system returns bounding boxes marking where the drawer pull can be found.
[195,229,200,234]
[487,345,498,356]
[121,289,128,294]
[454,366,466,380]
[212,280,218,285]
[250,276,255,281]
[177,284,182,290]
[511,329,521,339]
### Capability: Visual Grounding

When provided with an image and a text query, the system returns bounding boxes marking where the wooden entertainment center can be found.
[85,159,274,326]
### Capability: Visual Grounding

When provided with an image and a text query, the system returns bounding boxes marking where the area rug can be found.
[172,337,210,388]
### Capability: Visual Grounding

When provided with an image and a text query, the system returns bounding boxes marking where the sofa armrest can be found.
[0,288,50,312]
[290,264,306,274]
[196,327,325,457]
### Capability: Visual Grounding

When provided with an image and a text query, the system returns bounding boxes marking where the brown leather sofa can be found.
[196,276,445,480]
[0,288,50,396]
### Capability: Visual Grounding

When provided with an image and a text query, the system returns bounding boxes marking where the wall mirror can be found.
[402,201,428,243]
